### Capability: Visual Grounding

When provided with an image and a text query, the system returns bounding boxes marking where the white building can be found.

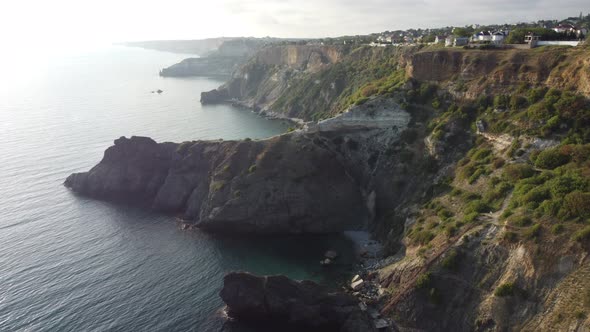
[491,31,507,45]
[474,31,492,42]
[553,23,576,33]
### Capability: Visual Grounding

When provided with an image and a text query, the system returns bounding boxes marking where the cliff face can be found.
[67,135,364,233]
[159,56,244,77]
[200,45,412,121]
[68,44,590,331]
[220,272,375,331]
[204,45,345,118]
[66,100,414,234]
[158,38,272,77]
[406,48,590,98]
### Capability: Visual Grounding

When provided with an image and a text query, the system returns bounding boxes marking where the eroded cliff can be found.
[67,43,590,331]
[66,99,419,234]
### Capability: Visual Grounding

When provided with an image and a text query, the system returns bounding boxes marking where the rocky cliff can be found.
[200,44,345,118]
[67,43,590,331]
[159,56,244,77]
[220,272,375,331]
[405,47,590,98]
[159,38,274,77]
[66,99,417,234]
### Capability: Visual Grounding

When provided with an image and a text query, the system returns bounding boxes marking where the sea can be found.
[0,45,357,331]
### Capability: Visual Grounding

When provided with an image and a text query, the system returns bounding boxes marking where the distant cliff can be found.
[158,38,277,78]
[159,56,242,77]
[120,38,233,55]
[201,45,417,121]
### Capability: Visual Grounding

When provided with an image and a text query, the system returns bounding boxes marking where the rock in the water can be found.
[320,258,333,266]
[351,275,361,283]
[201,88,230,104]
[219,272,375,331]
[157,89,163,94]
[325,250,338,260]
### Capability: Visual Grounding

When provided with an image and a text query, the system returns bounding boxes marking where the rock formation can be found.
[220,272,375,332]
[65,99,415,234]
[158,38,274,77]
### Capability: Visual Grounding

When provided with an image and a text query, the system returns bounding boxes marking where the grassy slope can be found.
[367,46,590,331]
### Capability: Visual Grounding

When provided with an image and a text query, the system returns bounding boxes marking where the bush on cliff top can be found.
[494,282,515,296]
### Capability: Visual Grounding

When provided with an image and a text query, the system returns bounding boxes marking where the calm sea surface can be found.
[0,46,356,331]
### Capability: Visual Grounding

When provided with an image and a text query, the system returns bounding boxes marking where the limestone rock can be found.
[219,272,375,331]
[351,279,364,291]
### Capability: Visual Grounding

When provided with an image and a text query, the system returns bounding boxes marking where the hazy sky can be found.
[1,0,589,47]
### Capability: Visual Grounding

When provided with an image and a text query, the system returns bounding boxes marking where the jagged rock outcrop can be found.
[220,272,376,332]
[64,136,178,203]
[66,134,367,233]
[65,99,418,235]
[201,88,230,104]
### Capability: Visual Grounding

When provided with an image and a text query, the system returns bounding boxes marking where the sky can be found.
[0,0,589,48]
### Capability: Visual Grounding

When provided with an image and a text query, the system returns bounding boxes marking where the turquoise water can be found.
[0,46,356,331]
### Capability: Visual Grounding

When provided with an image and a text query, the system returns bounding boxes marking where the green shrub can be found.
[445,224,458,237]
[535,148,570,170]
[493,95,510,109]
[210,180,226,192]
[561,191,590,219]
[468,168,487,184]
[572,226,590,243]
[551,224,564,234]
[441,249,459,270]
[465,200,490,214]
[248,165,257,173]
[411,230,435,245]
[500,209,514,220]
[503,231,518,242]
[510,95,527,110]
[437,209,454,221]
[510,215,532,227]
[461,192,482,201]
[471,148,493,161]
[494,283,515,297]
[507,140,521,158]
[524,224,542,239]
[415,272,432,289]
[527,102,551,121]
[521,187,550,205]
[504,164,535,181]
[432,99,441,109]
[539,199,562,216]
[450,188,463,197]
[527,87,547,104]
[464,212,479,223]
[492,158,505,169]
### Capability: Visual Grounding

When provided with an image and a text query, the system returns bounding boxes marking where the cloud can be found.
[2,0,588,43]
[219,0,589,37]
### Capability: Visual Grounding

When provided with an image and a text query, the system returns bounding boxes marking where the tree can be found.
[453,27,474,38]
